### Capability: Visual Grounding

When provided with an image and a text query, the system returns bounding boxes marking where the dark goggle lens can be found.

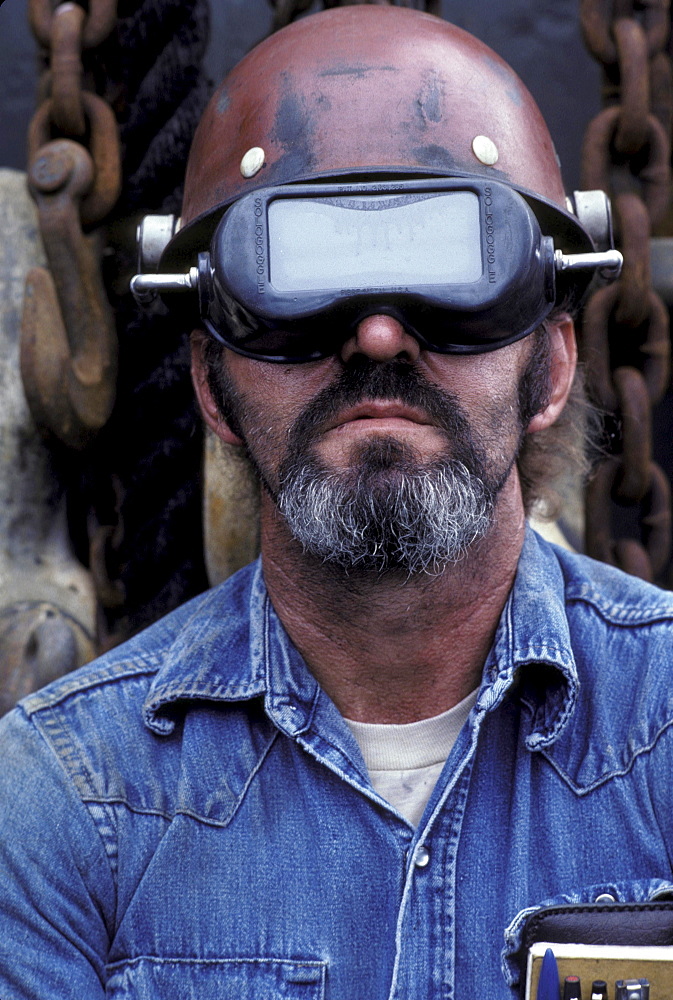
[201,178,560,361]
[202,297,554,362]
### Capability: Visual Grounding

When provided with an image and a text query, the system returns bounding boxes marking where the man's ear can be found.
[526,314,577,434]
[190,329,244,446]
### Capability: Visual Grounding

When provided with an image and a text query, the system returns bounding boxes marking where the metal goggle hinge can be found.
[130,249,623,306]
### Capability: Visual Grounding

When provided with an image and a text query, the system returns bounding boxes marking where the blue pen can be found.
[537,947,561,1000]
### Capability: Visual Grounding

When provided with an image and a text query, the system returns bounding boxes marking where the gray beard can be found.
[206,328,551,577]
[277,442,495,575]
[209,354,532,576]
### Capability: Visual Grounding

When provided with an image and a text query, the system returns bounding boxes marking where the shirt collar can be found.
[143,558,322,736]
[144,527,578,746]
[479,526,579,748]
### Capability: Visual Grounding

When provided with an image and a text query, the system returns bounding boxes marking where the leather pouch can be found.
[519,901,673,998]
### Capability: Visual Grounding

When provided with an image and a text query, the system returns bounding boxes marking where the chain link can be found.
[612,365,652,500]
[580,0,673,582]
[22,0,120,451]
[28,94,121,226]
[650,48,673,142]
[585,457,672,578]
[49,2,87,136]
[581,0,670,63]
[582,106,671,222]
[29,0,118,50]
[613,18,650,151]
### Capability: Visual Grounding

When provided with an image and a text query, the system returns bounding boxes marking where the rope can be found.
[82,0,212,648]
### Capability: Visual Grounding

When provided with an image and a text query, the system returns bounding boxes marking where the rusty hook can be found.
[21,139,117,448]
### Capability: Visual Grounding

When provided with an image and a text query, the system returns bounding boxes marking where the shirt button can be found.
[594,893,617,903]
[415,846,430,868]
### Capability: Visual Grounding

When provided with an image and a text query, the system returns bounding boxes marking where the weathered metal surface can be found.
[0,602,92,716]
[580,0,670,64]
[612,17,650,154]
[580,0,672,582]
[204,431,260,587]
[582,107,670,228]
[585,457,671,580]
[173,5,569,264]
[22,0,120,452]
[50,2,87,138]
[0,169,96,706]
[29,0,118,51]
[21,139,118,448]
[27,93,121,228]
[650,237,673,305]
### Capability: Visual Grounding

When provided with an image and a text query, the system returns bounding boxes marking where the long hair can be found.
[517,362,596,518]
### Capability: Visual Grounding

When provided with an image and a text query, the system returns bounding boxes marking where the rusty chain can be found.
[22,0,125,657]
[21,0,120,452]
[580,0,673,582]
[267,0,441,31]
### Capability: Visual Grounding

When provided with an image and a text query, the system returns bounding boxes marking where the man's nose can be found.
[340,314,421,364]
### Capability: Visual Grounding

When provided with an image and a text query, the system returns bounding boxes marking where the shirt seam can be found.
[564,592,673,627]
[22,658,161,716]
[75,724,280,829]
[536,712,673,794]
[106,955,328,971]
[17,705,119,921]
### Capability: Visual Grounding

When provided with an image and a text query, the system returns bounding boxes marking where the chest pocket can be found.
[502,878,673,991]
[106,957,327,999]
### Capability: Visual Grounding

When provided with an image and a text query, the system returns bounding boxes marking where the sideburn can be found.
[203,335,247,441]
[517,325,552,428]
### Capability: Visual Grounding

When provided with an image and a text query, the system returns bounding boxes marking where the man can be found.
[1,7,672,1000]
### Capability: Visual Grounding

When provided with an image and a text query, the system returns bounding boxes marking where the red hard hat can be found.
[165,5,593,267]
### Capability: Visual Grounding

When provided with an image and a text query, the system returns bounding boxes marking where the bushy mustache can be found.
[276,358,499,575]
[285,356,480,460]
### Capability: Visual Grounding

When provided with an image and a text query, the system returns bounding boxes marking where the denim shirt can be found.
[3,528,673,1000]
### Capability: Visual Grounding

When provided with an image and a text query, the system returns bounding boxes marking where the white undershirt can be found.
[344,689,478,827]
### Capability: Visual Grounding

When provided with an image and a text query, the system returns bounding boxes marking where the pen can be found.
[536,947,560,1000]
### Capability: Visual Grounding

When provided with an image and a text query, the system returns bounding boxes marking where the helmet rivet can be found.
[472,135,499,166]
[240,147,266,178]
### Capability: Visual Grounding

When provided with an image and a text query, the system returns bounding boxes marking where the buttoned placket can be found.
[383,698,487,1000]
[255,532,580,1000]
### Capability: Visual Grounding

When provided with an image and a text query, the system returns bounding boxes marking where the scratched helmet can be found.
[162,4,602,269]
[132,6,620,362]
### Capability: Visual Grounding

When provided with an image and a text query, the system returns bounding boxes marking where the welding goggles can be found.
[131,177,621,362]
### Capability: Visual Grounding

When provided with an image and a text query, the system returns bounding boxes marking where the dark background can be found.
[0,0,600,192]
